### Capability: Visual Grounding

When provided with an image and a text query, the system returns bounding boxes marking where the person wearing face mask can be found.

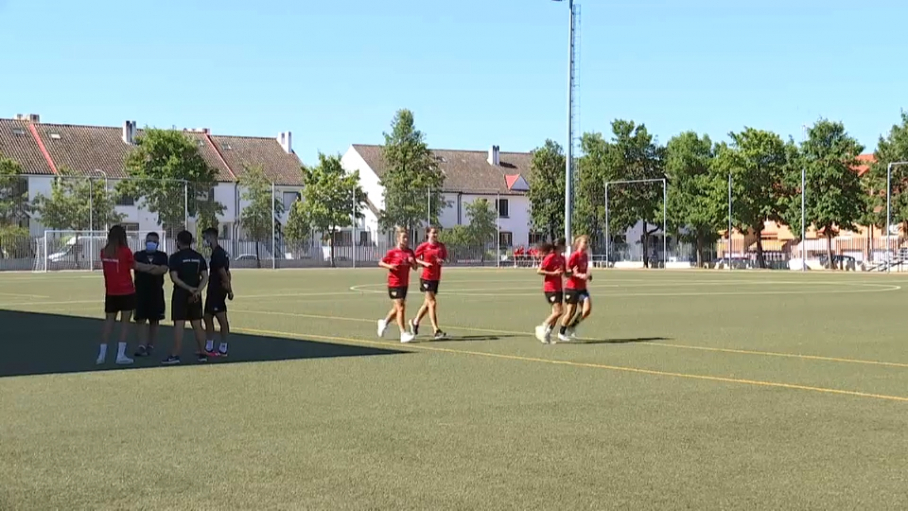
[133,232,170,357]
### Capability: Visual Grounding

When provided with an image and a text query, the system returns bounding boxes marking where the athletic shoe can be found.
[197,352,208,363]
[134,345,148,357]
[116,355,134,365]
[557,333,572,343]
[400,332,416,343]
[534,325,549,344]
[162,355,181,365]
[433,331,448,340]
[205,350,221,358]
[217,349,228,358]
[567,327,578,339]
[95,354,106,365]
[409,319,420,336]
[377,319,388,338]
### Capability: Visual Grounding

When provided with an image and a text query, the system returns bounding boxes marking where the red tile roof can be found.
[351,144,532,195]
[855,153,875,176]
[0,118,302,184]
[0,119,55,174]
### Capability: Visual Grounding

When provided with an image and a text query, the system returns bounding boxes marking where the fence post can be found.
[89,177,94,271]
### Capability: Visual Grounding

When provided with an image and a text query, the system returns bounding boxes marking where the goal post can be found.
[35,230,169,272]
[604,178,667,268]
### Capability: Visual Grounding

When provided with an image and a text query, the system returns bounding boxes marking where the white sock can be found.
[98,344,108,358]
[117,342,127,358]
[218,342,228,353]
[205,340,214,351]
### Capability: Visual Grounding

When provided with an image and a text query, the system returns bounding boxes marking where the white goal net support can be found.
[34,230,169,272]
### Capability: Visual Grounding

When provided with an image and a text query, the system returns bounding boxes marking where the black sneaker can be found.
[134,345,148,357]
[196,352,208,363]
[162,355,181,365]
[409,320,419,336]
[433,331,448,340]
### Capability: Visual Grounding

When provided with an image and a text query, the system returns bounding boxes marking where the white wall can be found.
[341,146,382,237]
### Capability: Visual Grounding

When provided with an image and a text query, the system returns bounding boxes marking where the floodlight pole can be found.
[352,187,357,269]
[604,184,609,265]
[801,125,808,271]
[886,162,908,272]
[564,0,575,255]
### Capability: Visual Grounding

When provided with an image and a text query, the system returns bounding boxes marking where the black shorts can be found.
[204,289,228,315]
[105,293,136,314]
[544,291,563,305]
[420,279,440,294]
[564,289,590,305]
[134,291,165,322]
[171,291,203,322]
[388,286,408,300]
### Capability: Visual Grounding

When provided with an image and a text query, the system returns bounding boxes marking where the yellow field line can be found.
[231,308,908,369]
[233,325,908,403]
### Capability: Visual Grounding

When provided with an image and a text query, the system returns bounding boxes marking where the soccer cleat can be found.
[377,319,388,338]
[409,319,420,336]
[162,355,181,365]
[534,325,549,344]
[433,331,448,340]
[134,345,148,357]
[400,332,416,343]
[116,355,135,365]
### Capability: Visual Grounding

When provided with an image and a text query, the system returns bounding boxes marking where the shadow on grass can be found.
[417,334,520,343]
[577,337,669,345]
[0,309,406,378]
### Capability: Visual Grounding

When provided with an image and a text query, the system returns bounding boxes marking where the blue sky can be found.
[0,0,904,164]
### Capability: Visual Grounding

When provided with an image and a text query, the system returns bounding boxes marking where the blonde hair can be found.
[573,234,590,250]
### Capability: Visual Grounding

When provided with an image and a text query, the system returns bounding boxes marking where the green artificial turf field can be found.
[2,268,908,510]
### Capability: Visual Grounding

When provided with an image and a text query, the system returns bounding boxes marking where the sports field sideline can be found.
[2,268,908,510]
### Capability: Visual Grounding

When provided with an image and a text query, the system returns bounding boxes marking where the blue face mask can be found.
[145,241,158,252]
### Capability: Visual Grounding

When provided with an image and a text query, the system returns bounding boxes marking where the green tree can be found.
[121,128,225,237]
[297,154,365,267]
[527,139,566,242]
[239,165,284,267]
[782,120,865,270]
[573,133,610,252]
[379,109,445,232]
[867,111,908,240]
[285,199,312,249]
[603,120,665,268]
[664,131,724,267]
[32,170,125,262]
[714,128,788,268]
[0,152,30,257]
[438,199,498,263]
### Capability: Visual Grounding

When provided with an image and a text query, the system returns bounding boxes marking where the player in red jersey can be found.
[534,238,566,344]
[409,226,449,340]
[378,228,420,343]
[98,225,138,365]
[558,235,593,342]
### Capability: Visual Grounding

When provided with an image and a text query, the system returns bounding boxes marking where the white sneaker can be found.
[96,354,106,365]
[535,325,549,344]
[567,327,578,339]
[557,333,572,343]
[377,319,388,338]
[116,355,134,365]
[400,332,416,343]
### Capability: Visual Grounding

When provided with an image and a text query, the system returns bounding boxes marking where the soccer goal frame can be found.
[604,178,667,267]
[35,230,169,272]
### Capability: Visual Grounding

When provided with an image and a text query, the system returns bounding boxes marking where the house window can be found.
[359,231,371,246]
[116,194,135,206]
[499,231,513,247]
[528,232,545,245]
[283,191,301,211]
[497,198,509,218]
[220,223,232,240]
[121,223,140,232]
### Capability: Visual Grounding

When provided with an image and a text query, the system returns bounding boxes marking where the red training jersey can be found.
[415,241,447,281]
[101,245,135,296]
[382,247,416,287]
[566,251,589,290]
[540,253,565,292]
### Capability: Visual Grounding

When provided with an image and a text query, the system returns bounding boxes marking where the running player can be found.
[378,227,418,343]
[164,230,209,365]
[133,232,169,357]
[559,235,592,342]
[98,225,137,365]
[409,226,448,340]
[534,238,566,344]
[202,227,233,357]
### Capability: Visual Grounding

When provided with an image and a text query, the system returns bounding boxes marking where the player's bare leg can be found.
[97,312,117,364]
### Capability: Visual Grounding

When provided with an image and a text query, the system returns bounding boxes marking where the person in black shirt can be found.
[164,230,209,365]
[133,232,170,357]
[202,227,233,357]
